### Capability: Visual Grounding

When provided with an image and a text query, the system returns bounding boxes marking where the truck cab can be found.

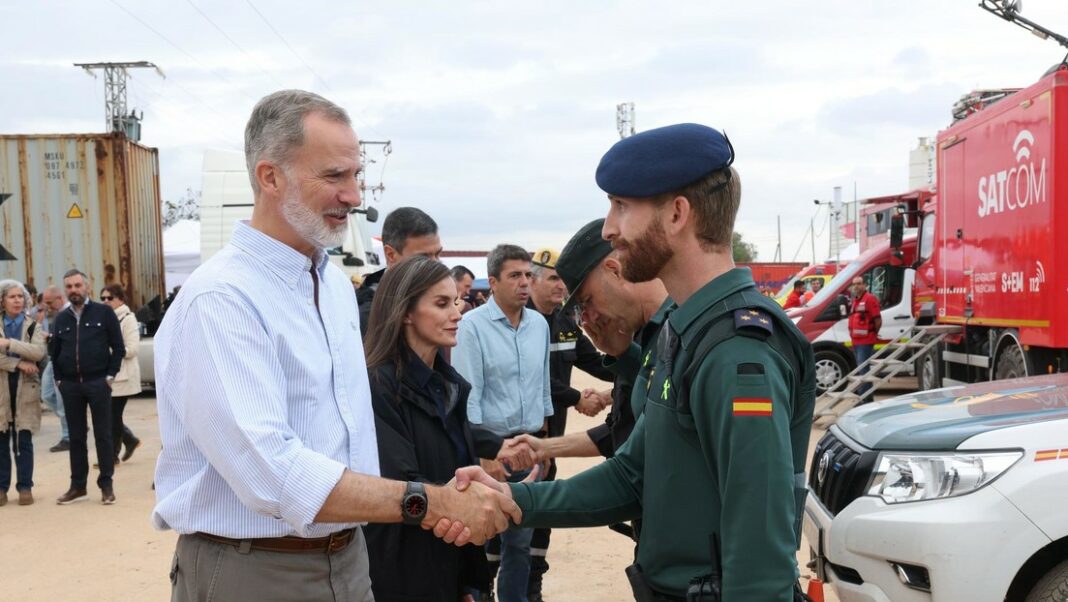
[804,374,1068,601]
[138,149,382,389]
[788,239,917,394]
[199,149,381,278]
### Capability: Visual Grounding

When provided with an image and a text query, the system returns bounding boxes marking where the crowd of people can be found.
[0,273,144,508]
[7,87,823,601]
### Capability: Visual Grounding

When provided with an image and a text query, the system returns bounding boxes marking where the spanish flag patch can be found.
[733,397,773,417]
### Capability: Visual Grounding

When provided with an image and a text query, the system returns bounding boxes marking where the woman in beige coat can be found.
[101,284,142,464]
[0,279,47,506]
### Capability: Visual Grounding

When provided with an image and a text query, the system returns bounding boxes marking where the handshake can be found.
[420,465,538,547]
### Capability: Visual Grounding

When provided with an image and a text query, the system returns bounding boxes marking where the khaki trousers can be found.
[170,529,374,602]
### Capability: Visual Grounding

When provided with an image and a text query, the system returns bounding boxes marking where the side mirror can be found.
[890,214,905,249]
[350,205,380,223]
[838,294,850,318]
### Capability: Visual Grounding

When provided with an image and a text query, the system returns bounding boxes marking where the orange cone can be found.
[806,577,825,602]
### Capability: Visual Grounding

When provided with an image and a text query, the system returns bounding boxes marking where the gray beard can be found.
[280,189,347,249]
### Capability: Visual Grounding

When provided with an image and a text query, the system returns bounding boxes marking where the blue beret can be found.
[595,123,734,197]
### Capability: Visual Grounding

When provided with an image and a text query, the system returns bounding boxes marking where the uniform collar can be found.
[230,221,329,290]
[649,296,674,326]
[669,267,756,334]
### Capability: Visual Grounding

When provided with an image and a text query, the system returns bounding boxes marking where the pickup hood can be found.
[837,373,1068,450]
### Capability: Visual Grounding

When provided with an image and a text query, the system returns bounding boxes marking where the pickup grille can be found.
[808,429,878,515]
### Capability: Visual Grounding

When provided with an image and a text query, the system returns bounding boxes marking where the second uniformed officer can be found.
[456,123,816,600]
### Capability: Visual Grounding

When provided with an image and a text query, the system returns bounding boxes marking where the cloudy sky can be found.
[3,0,1067,261]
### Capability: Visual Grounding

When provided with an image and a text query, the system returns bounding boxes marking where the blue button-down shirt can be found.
[152,222,379,538]
[453,295,553,437]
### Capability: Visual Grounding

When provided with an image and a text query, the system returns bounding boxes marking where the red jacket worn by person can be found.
[849,292,881,346]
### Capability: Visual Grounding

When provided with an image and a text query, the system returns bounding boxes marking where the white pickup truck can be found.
[805,373,1068,601]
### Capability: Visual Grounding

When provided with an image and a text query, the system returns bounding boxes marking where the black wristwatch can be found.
[401,481,428,526]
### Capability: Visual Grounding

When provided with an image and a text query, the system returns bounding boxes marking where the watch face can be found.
[403,494,427,518]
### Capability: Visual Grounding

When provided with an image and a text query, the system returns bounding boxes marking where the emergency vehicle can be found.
[904,63,1068,392]
[804,373,1068,601]
[786,239,917,394]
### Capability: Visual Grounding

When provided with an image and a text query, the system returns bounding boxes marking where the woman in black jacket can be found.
[363,255,488,602]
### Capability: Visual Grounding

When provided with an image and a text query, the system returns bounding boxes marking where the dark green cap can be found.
[558,218,613,311]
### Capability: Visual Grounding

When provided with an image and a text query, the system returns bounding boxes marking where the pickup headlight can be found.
[867,451,1022,504]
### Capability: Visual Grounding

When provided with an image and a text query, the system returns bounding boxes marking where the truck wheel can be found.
[1025,558,1068,602]
[995,340,1031,381]
[917,348,941,391]
[814,349,850,394]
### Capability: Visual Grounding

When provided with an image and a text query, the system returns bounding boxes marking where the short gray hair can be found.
[0,279,29,313]
[244,90,352,193]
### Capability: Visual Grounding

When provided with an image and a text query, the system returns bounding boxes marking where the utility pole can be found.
[773,215,782,262]
[810,218,816,264]
[74,61,164,141]
[616,102,636,139]
[358,140,392,201]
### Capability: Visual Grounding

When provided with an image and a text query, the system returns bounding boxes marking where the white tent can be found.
[163,219,201,292]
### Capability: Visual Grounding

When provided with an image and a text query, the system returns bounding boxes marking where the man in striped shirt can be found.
[152,89,519,601]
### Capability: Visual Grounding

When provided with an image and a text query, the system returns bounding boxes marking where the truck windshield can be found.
[805,260,865,308]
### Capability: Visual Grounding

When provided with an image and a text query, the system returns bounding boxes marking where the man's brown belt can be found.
[195,528,357,554]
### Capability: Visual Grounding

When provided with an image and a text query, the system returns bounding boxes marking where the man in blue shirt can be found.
[454,243,553,602]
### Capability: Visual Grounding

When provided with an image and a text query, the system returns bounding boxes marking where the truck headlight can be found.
[867,451,1022,504]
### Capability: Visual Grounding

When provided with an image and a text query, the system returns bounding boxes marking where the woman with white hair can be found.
[0,279,47,506]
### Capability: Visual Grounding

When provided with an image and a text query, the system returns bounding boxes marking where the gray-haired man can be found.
[153,89,519,601]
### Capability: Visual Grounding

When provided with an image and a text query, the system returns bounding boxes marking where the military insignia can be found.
[661,378,672,400]
[733,397,773,416]
[643,350,652,368]
[734,308,773,335]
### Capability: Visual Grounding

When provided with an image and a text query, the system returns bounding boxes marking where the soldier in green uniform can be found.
[455,123,815,601]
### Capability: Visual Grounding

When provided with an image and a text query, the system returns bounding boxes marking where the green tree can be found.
[732,231,758,262]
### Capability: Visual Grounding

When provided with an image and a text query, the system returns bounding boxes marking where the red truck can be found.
[907,64,1068,390]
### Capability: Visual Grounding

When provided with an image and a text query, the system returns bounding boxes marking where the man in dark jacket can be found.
[525,246,615,601]
[49,269,125,505]
[356,208,443,336]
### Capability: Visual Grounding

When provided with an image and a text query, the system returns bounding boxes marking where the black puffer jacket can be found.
[363,350,488,602]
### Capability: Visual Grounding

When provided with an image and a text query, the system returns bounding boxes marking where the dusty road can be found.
[1,372,905,600]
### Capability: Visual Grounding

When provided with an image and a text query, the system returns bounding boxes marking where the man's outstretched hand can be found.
[422,478,523,547]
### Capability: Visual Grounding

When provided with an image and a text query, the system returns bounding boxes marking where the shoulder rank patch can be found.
[734,308,773,334]
[733,397,773,417]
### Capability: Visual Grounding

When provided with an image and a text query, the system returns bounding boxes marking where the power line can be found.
[244,0,333,92]
[109,0,260,106]
[184,0,288,90]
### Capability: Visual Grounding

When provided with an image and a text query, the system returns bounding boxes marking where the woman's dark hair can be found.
[364,256,453,376]
[102,283,127,302]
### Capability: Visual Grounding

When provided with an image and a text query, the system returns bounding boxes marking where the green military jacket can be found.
[603,297,674,417]
[512,268,815,600]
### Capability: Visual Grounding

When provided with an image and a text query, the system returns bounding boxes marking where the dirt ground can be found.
[0,371,882,601]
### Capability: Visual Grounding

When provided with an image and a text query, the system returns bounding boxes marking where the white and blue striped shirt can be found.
[152,222,379,538]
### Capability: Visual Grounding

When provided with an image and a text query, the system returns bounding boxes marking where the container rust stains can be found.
[0,132,164,311]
